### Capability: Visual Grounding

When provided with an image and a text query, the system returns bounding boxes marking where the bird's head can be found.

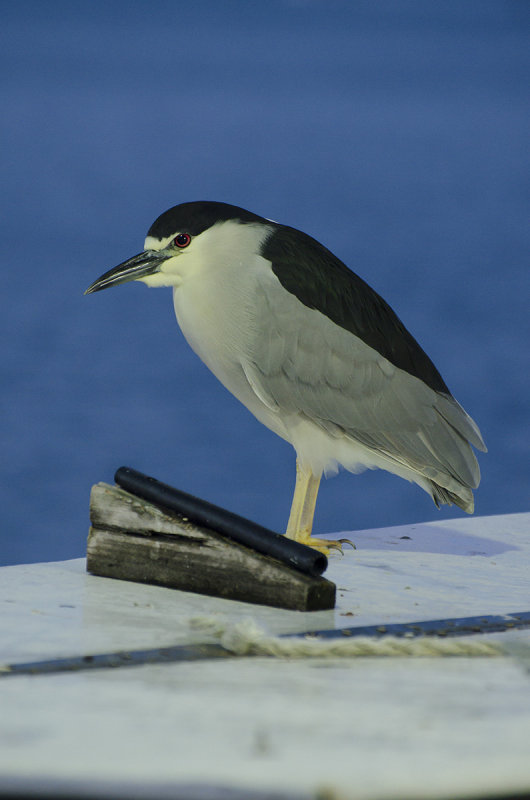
[84,201,267,295]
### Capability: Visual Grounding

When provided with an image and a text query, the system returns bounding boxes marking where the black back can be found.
[263,224,450,395]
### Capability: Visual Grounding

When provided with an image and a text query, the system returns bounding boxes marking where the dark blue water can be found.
[1,1,528,566]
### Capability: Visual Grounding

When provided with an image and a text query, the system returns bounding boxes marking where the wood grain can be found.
[86,483,335,611]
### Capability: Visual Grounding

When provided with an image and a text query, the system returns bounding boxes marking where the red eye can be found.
[174,233,191,248]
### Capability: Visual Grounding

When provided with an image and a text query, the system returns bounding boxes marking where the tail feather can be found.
[430,481,474,514]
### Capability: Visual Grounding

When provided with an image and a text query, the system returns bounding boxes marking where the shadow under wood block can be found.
[86,483,336,611]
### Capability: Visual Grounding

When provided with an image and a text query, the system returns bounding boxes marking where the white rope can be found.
[190,616,502,658]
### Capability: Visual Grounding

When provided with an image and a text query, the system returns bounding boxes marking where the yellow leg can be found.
[285,460,320,540]
[285,459,353,554]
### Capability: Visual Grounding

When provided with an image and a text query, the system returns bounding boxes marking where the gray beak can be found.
[84,250,168,295]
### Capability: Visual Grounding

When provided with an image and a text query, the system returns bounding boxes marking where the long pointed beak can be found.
[84,250,168,295]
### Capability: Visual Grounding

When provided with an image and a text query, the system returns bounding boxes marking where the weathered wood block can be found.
[86,483,336,611]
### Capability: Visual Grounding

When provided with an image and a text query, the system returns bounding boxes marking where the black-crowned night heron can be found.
[86,201,486,553]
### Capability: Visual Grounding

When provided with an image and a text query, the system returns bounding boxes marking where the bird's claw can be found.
[289,534,356,555]
[324,537,356,555]
[338,537,356,550]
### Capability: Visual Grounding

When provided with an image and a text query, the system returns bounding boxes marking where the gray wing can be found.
[243,271,486,494]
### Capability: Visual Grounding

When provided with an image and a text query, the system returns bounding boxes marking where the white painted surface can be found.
[0,512,529,800]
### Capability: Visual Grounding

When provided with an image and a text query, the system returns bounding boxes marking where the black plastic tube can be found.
[114,466,328,577]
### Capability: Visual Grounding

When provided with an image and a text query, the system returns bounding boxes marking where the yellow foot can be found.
[289,533,356,555]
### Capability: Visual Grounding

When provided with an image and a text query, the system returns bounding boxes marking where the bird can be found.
[85,201,486,554]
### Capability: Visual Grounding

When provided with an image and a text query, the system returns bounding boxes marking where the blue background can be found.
[1,1,528,566]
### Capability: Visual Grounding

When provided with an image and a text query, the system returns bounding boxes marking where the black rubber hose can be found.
[114,466,328,577]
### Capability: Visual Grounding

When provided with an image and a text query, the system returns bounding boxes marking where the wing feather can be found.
[245,272,484,495]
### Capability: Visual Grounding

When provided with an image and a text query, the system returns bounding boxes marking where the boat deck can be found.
[1,512,529,800]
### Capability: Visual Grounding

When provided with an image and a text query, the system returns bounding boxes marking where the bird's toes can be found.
[305,537,351,555]
[288,531,355,555]
[314,537,356,555]
[325,540,346,555]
